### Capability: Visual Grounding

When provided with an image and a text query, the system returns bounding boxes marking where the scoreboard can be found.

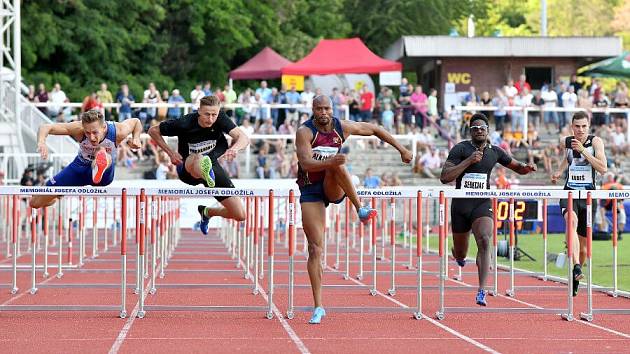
[495,200,541,222]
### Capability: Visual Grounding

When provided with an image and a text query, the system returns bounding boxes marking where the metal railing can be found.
[0,153,76,184]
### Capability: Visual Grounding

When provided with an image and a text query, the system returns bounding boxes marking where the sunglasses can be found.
[470,125,488,132]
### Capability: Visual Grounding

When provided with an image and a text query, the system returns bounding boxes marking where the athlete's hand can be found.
[551,171,561,184]
[400,148,413,164]
[219,148,238,162]
[523,163,537,174]
[327,154,347,167]
[467,150,483,164]
[128,136,142,150]
[571,139,584,154]
[37,143,49,160]
[169,151,183,165]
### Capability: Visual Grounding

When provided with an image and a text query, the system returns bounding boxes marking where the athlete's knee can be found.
[476,233,491,251]
[308,243,323,259]
[232,207,246,222]
[29,198,41,209]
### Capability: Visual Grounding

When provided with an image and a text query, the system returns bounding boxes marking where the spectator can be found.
[143,82,161,125]
[363,168,381,188]
[81,92,104,115]
[505,79,517,99]
[541,84,559,133]
[116,84,135,122]
[256,117,277,135]
[530,90,544,128]
[359,84,374,122]
[381,103,394,132]
[223,84,237,117]
[492,88,508,132]
[238,116,254,135]
[561,85,578,125]
[97,83,114,121]
[285,85,301,122]
[411,85,428,128]
[597,173,626,236]
[331,87,343,119]
[267,87,281,125]
[569,74,583,92]
[20,168,35,186]
[35,83,49,116]
[256,142,271,179]
[256,80,272,103]
[514,74,531,93]
[278,118,295,135]
[347,90,361,122]
[155,151,177,180]
[428,88,438,122]
[190,83,204,111]
[220,157,240,179]
[167,89,185,119]
[49,83,69,121]
[414,147,442,178]
[202,81,212,96]
[299,85,315,115]
[464,86,479,105]
[611,124,629,156]
[592,87,610,127]
[390,172,402,186]
[494,167,510,189]
[26,84,36,102]
[214,88,225,102]
[400,77,409,94]
[400,84,414,130]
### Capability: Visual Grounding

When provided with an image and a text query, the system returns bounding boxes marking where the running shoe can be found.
[358,207,377,224]
[92,149,110,184]
[199,155,216,188]
[198,205,210,236]
[573,264,583,297]
[452,247,466,268]
[476,289,487,306]
[308,306,326,324]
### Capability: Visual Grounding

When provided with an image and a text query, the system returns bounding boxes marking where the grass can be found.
[404,233,629,291]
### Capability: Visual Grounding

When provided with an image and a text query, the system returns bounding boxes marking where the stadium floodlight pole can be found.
[286,190,296,319]
[388,198,397,296]
[120,189,128,319]
[414,191,423,320]
[561,192,574,321]
[266,190,275,319]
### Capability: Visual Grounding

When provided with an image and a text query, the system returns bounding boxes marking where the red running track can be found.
[0,228,629,354]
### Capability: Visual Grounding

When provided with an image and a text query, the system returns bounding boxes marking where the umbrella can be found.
[579,51,630,78]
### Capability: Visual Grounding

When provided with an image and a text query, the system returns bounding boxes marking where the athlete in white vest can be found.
[30,110,142,209]
[552,111,607,296]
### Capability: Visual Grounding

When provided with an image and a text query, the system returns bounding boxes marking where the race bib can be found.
[461,173,487,190]
[567,164,593,189]
[188,140,217,155]
[312,146,338,161]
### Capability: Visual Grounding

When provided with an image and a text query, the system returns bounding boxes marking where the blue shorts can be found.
[46,157,115,187]
[299,181,346,207]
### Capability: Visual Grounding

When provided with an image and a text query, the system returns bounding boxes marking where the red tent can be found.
[229,47,293,80]
[282,38,401,75]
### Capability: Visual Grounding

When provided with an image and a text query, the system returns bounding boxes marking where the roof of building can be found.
[385,36,622,61]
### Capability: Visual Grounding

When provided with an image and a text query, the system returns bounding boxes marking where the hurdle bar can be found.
[139,188,277,318]
[581,190,630,321]
[0,186,128,316]
[434,189,575,321]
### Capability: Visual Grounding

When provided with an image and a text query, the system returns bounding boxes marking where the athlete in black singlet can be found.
[552,111,607,296]
[440,113,536,306]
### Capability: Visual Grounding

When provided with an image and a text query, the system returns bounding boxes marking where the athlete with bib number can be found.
[551,111,607,296]
[440,113,536,306]
[149,95,249,233]
[30,110,142,209]
[296,95,413,323]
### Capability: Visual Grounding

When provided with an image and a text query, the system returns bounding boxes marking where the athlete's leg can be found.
[451,232,470,262]
[30,195,59,209]
[563,211,580,266]
[185,153,214,187]
[184,154,203,179]
[578,235,587,266]
[323,164,361,212]
[471,216,493,290]
[202,197,246,222]
[301,201,327,309]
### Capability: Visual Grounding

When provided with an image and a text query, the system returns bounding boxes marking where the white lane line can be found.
[108,281,150,353]
[333,266,501,354]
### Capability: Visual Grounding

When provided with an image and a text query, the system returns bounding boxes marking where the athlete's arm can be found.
[551,140,568,184]
[506,159,537,175]
[440,144,481,184]
[295,126,345,172]
[147,124,183,165]
[37,121,83,160]
[341,120,413,163]
[219,127,250,162]
[115,118,143,149]
[574,136,607,175]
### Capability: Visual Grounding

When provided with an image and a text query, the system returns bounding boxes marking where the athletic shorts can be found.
[560,198,594,237]
[176,160,234,202]
[450,198,493,233]
[46,157,115,187]
[299,180,346,207]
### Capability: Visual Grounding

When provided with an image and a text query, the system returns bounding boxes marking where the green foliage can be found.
[19,0,626,100]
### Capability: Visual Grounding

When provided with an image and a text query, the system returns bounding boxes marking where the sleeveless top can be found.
[564,135,596,190]
[296,117,345,187]
[77,122,117,165]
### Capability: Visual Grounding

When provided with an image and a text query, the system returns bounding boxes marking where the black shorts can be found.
[176,161,234,202]
[450,198,493,233]
[299,180,346,207]
[560,198,593,237]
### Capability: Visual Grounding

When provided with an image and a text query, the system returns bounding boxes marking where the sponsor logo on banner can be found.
[157,188,254,196]
[357,190,403,197]
[19,187,108,194]
[464,190,552,198]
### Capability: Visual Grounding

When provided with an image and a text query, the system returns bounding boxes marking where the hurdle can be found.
[137,187,277,318]
[435,189,575,321]
[0,186,128,316]
[581,190,630,321]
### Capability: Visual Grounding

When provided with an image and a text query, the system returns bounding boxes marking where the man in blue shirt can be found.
[167,89,186,119]
[115,84,135,121]
[363,167,381,188]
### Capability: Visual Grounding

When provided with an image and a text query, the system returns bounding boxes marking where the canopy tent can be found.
[229,47,293,80]
[282,38,402,75]
[579,51,630,79]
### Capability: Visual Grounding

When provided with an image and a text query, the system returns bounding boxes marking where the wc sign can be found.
[447,72,472,85]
